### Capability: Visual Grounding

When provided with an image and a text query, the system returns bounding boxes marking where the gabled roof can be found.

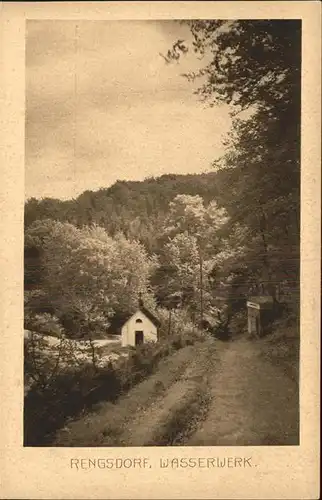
[137,305,161,328]
[247,295,274,309]
[107,306,161,334]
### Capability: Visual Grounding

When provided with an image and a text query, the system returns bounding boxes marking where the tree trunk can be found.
[258,208,274,297]
[198,244,204,327]
[168,309,172,336]
[89,337,98,371]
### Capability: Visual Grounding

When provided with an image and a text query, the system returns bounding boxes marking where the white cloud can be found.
[26,20,232,200]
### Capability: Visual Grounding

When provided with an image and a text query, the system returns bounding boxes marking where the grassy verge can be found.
[54,339,216,447]
[127,342,216,447]
[144,379,212,446]
[257,315,299,385]
[26,331,207,446]
[54,343,197,446]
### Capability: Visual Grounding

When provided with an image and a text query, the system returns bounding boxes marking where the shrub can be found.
[171,335,183,350]
[228,310,247,336]
[157,307,197,339]
[24,362,122,446]
[24,328,204,446]
[25,312,64,337]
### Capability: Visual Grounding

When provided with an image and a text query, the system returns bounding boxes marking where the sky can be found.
[26,20,233,201]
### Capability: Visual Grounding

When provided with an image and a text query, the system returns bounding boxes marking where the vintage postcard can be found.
[0,1,320,499]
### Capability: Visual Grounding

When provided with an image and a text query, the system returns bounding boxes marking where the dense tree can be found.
[25,221,157,337]
[24,173,223,252]
[165,20,301,298]
[154,195,229,326]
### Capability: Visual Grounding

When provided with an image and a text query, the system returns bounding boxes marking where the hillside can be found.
[24,166,299,332]
[25,171,225,252]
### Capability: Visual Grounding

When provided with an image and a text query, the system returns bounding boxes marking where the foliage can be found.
[24,312,63,337]
[24,173,224,253]
[24,329,103,392]
[257,309,300,384]
[24,328,205,446]
[173,20,300,113]
[157,306,202,339]
[25,220,157,337]
[165,194,229,242]
[24,360,120,446]
[164,20,300,304]
[153,194,230,324]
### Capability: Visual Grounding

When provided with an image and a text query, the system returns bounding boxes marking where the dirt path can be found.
[187,338,299,446]
[121,342,215,446]
[54,337,299,446]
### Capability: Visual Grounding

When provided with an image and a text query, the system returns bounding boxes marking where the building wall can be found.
[121,310,158,347]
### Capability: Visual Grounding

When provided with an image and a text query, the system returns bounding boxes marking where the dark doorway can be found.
[256,316,260,336]
[135,330,144,345]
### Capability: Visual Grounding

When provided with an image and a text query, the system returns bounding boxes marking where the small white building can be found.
[120,305,160,347]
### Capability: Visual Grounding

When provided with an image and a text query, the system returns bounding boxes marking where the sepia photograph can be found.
[24,18,301,448]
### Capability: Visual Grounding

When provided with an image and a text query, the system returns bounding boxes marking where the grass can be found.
[126,340,216,447]
[25,328,208,446]
[54,343,198,446]
[54,337,216,447]
[257,315,300,385]
[144,380,212,446]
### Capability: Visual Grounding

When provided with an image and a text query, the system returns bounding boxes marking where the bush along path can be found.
[53,340,213,447]
[25,331,205,446]
[54,336,299,447]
